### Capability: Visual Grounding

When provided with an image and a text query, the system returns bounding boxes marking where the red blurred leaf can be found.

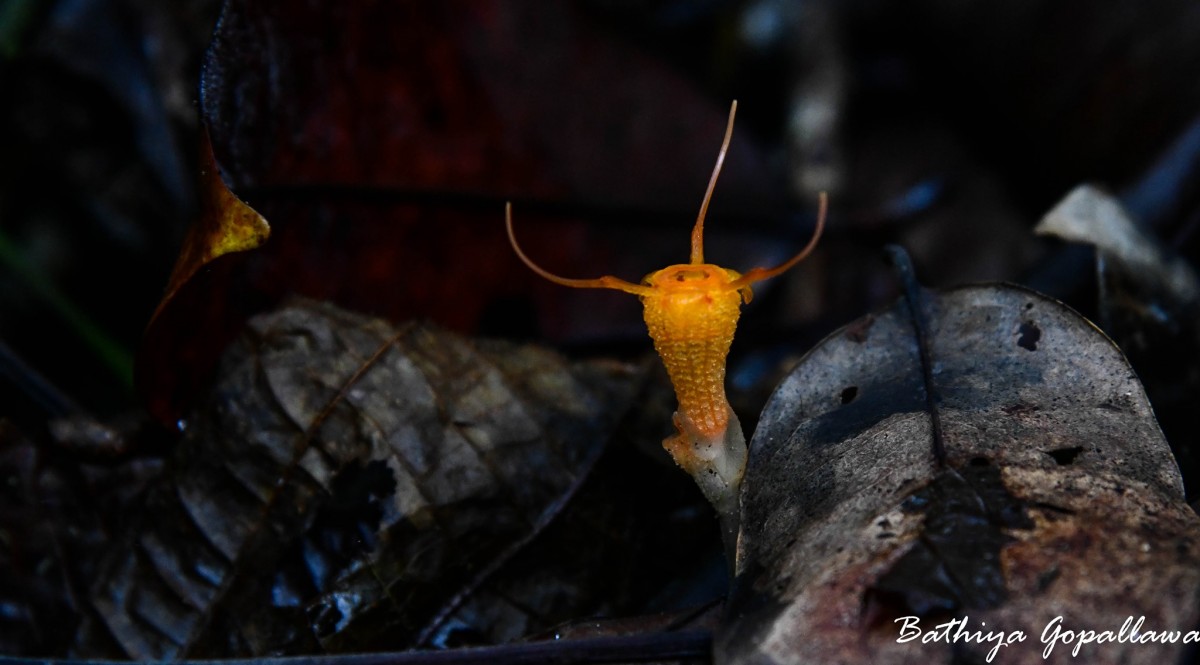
[200,1,779,206]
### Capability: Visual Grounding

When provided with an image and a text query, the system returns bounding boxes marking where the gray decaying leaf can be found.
[719,283,1200,664]
[74,299,642,659]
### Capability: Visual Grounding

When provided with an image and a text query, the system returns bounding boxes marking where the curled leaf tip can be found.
[149,128,270,327]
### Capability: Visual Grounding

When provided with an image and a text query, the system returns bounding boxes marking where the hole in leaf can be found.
[840,386,858,404]
[1016,321,1041,351]
[1044,446,1084,465]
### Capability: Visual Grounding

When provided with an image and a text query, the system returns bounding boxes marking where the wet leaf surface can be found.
[77,300,644,658]
[720,281,1200,664]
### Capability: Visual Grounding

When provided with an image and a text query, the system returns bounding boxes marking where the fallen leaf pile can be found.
[81,301,644,658]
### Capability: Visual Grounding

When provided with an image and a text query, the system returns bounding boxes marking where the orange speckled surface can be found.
[640,264,747,437]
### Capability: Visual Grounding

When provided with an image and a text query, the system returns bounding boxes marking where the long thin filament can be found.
[505,203,653,296]
[690,100,739,266]
[728,191,828,290]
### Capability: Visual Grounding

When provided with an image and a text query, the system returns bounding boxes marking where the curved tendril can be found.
[690,100,738,266]
[727,191,828,291]
[505,203,653,296]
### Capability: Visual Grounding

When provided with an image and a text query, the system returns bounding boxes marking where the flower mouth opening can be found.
[644,264,735,291]
[675,268,710,282]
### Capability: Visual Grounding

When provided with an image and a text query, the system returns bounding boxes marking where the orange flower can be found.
[506,102,825,546]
